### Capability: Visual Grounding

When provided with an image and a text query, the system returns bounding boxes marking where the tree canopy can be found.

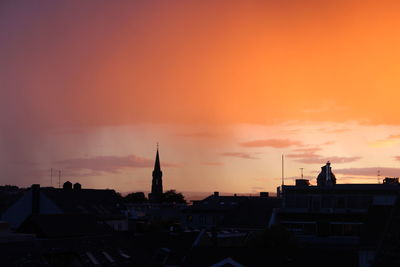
[124,192,147,203]
[162,189,186,204]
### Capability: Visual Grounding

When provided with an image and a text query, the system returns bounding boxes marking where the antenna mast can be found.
[50,168,53,187]
[281,154,285,186]
[300,168,304,179]
[378,169,381,184]
[58,170,61,188]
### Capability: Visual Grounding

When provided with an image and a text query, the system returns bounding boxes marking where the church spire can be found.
[154,143,161,172]
[149,143,163,202]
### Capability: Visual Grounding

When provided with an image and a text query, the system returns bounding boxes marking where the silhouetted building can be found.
[1,183,127,231]
[317,161,336,186]
[271,162,400,267]
[149,147,163,203]
[183,192,281,229]
[373,194,400,267]
[18,213,111,238]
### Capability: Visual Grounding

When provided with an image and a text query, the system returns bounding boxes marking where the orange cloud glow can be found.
[3,1,400,195]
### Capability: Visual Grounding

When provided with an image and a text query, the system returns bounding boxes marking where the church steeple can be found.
[149,144,163,202]
[154,145,161,172]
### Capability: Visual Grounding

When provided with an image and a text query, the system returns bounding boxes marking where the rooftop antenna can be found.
[300,168,304,179]
[378,169,381,184]
[50,168,53,187]
[281,154,285,186]
[58,170,61,188]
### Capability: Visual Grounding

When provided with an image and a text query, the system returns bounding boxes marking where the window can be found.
[344,224,361,236]
[335,197,345,208]
[296,196,310,208]
[312,196,321,211]
[303,223,316,234]
[199,215,206,224]
[317,222,330,237]
[330,223,343,236]
[322,196,333,208]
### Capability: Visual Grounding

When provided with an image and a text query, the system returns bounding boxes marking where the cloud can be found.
[57,154,177,174]
[295,156,361,164]
[219,152,260,159]
[323,141,336,145]
[287,149,360,164]
[326,128,350,133]
[240,139,302,148]
[176,132,217,138]
[334,167,400,177]
[369,139,400,148]
[369,134,400,148]
[318,128,350,133]
[286,152,319,159]
[291,147,322,153]
[285,142,361,164]
[202,161,224,166]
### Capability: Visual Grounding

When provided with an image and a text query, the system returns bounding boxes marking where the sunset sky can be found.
[2,1,400,197]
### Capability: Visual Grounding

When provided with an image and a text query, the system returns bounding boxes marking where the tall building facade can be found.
[149,147,163,202]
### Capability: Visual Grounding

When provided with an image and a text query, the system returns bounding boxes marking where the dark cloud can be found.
[219,152,260,159]
[240,139,302,148]
[57,154,178,174]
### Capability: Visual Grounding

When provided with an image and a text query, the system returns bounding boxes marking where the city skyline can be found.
[3,1,400,194]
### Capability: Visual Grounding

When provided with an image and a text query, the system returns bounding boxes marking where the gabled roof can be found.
[39,187,125,219]
[184,194,281,228]
[210,257,245,267]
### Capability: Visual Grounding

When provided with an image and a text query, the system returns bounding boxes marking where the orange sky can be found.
[2,1,400,197]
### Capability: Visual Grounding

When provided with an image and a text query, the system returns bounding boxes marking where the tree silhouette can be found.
[162,189,186,204]
[124,192,147,203]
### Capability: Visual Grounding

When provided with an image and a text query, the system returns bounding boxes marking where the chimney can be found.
[63,181,72,190]
[260,192,269,198]
[31,184,40,214]
[296,179,310,187]
[73,183,82,190]
[214,191,219,197]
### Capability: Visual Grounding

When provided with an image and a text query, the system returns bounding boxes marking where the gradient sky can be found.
[2,1,400,197]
